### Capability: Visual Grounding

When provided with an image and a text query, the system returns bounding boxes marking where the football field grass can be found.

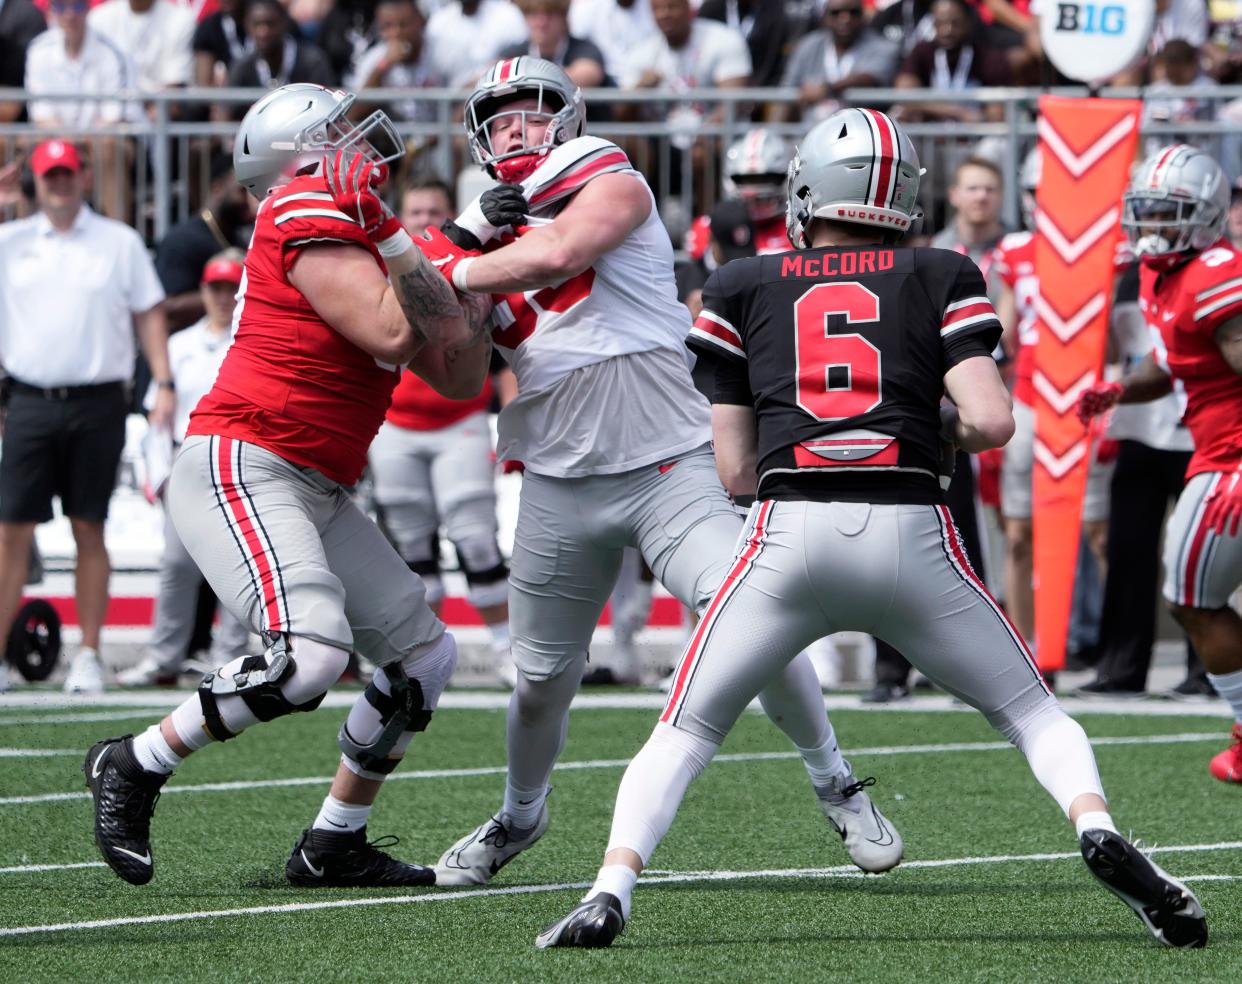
[1,693,1239,983]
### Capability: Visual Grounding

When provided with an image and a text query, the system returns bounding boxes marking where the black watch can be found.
[156,379,176,391]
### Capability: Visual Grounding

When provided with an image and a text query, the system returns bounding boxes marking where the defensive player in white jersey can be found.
[416,57,897,886]
[537,110,1208,951]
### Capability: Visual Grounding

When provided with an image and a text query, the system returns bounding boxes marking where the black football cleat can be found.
[535,892,626,949]
[286,826,436,888]
[83,735,168,886]
[1080,828,1208,949]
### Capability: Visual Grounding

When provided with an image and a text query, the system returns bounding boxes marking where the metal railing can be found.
[2,84,1240,243]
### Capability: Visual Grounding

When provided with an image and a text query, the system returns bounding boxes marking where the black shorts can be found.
[0,383,128,524]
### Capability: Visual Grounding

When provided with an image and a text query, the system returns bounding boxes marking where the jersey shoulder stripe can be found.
[523,136,633,214]
[690,309,746,360]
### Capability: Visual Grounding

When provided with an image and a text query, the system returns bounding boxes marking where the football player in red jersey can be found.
[421,58,882,890]
[538,111,1207,951]
[83,83,494,889]
[1078,144,1242,784]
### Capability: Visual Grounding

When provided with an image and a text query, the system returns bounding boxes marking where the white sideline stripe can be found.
[2,841,1238,937]
[0,862,106,874]
[0,748,81,758]
[0,733,1225,806]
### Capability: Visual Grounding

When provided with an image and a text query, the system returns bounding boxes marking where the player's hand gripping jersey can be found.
[1140,239,1242,478]
[188,173,401,485]
[690,245,1002,504]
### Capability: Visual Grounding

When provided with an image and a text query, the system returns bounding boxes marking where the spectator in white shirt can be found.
[25,0,138,221]
[425,0,528,88]
[0,139,173,695]
[118,249,251,687]
[348,0,445,124]
[502,0,605,90]
[568,0,657,85]
[88,0,196,118]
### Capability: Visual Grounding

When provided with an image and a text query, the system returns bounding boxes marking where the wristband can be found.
[455,198,496,244]
[452,256,476,292]
[376,227,415,258]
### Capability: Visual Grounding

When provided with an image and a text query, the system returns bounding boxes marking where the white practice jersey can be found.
[489,137,710,476]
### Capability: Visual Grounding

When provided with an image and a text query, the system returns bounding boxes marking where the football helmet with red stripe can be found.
[723,128,790,222]
[234,83,403,197]
[465,57,586,184]
[785,108,922,248]
[1123,144,1229,263]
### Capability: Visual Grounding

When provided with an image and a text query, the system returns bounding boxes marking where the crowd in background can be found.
[1,0,1242,695]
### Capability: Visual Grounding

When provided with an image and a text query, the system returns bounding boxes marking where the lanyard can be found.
[254,37,297,88]
[932,46,973,90]
[724,0,755,38]
[823,42,855,83]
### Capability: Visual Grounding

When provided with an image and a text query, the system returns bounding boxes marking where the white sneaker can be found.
[818,769,903,874]
[63,648,106,695]
[434,801,549,886]
[115,656,181,687]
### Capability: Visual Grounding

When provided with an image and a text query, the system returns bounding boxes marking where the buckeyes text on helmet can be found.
[233,83,405,197]
[785,108,923,249]
[1122,143,1230,263]
[723,128,792,222]
[464,57,586,184]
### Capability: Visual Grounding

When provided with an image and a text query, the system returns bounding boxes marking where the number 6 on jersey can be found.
[795,281,882,421]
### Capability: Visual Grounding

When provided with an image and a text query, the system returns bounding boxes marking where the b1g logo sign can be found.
[1040,0,1153,82]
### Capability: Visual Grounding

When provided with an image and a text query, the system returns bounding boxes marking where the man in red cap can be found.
[0,138,174,694]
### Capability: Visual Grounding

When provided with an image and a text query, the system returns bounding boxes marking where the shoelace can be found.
[480,819,510,849]
[838,775,877,800]
[366,834,401,855]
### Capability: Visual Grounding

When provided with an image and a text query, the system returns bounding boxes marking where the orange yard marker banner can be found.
[1032,96,1140,673]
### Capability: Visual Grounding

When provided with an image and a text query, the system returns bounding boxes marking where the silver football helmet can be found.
[464,57,586,184]
[1122,144,1229,261]
[785,108,922,248]
[723,128,791,221]
[233,83,404,197]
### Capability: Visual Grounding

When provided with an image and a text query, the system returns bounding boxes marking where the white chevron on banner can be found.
[1036,208,1119,265]
[1034,438,1087,480]
[1033,369,1096,416]
[1037,115,1136,178]
[1035,291,1107,344]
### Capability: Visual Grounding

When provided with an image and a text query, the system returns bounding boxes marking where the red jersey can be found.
[188,173,401,486]
[1140,239,1242,478]
[684,213,790,262]
[992,231,1039,404]
[386,371,494,431]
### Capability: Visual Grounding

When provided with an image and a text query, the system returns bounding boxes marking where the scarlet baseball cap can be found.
[30,140,82,176]
[201,256,244,285]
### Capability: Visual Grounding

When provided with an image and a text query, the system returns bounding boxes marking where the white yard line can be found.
[2,841,1238,937]
[0,861,106,874]
[0,748,83,758]
[0,733,1226,807]
[1,690,1233,719]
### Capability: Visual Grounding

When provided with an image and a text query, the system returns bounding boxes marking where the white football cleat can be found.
[435,801,549,886]
[818,770,903,874]
[64,649,106,695]
[115,657,181,687]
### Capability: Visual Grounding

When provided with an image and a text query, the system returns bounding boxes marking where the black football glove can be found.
[480,184,530,229]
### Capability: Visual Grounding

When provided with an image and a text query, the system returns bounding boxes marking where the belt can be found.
[8,379,126,401]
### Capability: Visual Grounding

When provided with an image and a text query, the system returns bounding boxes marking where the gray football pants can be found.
[168,435,445,666]
[147,502,251,669]
[663,499,1056,743]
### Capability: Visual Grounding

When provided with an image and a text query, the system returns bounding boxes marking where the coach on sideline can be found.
[0,139,173,694]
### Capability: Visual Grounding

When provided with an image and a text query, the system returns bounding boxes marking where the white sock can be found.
[1075,810,1118,839]
[1207,668,1242,727]
[131,723,184,775]
[502,781,548,831]
[588,864,638,920]
[312,795,372,833]
[488,621,511,657]
[798,732,847,789]
[1010,705,1105,816]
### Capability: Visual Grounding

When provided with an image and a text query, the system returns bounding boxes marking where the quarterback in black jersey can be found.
[537,108,1207,952]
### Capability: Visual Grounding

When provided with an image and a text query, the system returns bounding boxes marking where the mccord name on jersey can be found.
[780,250,895,278]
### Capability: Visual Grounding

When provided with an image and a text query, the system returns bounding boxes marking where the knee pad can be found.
[453,535,508,609]
[198,634,348,742]
[338,633,458,777]
[404,530,441,578]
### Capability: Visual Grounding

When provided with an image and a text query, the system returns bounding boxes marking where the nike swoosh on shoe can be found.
[91,747,112,780]
[300,851,324,878]
[112,846,151,866]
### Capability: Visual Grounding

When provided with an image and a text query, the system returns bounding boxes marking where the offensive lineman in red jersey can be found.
[537,111,1207,951]
[83,83,494,888]
[1078,144,1242,784]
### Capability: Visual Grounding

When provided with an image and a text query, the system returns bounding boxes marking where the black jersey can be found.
[688,245,1001,505]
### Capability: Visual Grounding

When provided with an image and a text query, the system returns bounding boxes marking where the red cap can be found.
[201,257,244,285]
[30,140,82,176]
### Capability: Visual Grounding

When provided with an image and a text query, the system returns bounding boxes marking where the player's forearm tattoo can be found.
[460,292,494,346]
[394,251,461,345]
